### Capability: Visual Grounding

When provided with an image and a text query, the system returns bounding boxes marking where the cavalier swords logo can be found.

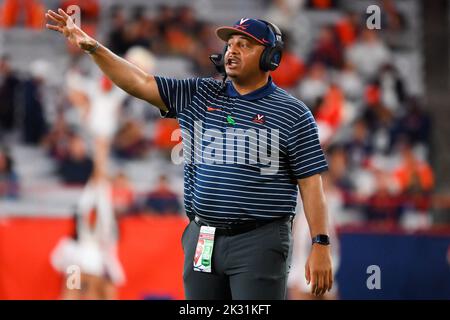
[252,114,266,124]
[235,18,250,30]
[239,18,249,25]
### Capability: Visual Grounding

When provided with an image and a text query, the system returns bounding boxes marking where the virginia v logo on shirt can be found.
[252,114,265,124]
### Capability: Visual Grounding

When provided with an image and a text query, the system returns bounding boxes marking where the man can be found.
[46,9,333,299]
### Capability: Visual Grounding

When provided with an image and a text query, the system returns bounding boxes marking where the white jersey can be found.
[87,83,126,138]
[66,70,127,138]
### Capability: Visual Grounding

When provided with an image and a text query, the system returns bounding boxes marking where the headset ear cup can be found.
[260,46,282,72]
[258,20,284,72]
[259,47,271,72]
[269,46,283,71]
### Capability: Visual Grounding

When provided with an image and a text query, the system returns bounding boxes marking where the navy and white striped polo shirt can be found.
[155,76,328,222]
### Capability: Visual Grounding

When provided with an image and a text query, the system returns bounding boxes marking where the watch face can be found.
[313,235,330,245]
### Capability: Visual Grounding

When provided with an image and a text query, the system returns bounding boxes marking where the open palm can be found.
[45,8,95,51]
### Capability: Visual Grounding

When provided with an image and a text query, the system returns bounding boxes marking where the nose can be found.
[226,42,238,56]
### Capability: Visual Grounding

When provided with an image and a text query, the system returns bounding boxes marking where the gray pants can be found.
[181,218,293,300]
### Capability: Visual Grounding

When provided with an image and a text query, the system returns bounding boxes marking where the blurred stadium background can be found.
[0,0,449,299]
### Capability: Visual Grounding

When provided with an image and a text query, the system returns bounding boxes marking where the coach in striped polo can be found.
[46,10,333,299]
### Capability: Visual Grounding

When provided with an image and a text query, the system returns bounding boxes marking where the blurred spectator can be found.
[392,99,431,147]
[306,0,337,10]
[346,29,391,80]
[364,79,382,108]
[22,60,50,145]
[113,119,149,160]
[0,55,20,133]
[152,118,181,159]
[344,119,374,169]
[297,62,328,107]
[190,23,222,76]
[314,84,345,144]
[326,145,354,194]
[335,61,363,102]
[155,4,175,38]
[365,169,403,228]
[174,5,203,37]
[42,110,73,161]
[271,31,305,89]
[164,18,196,55]
[380,0,407,49]
[264,0,312,58]
[154,5,204,56]
[376,63,406,114]
[124,7,154,51]
[107,6,129,56]
[375,110,397,155]
[105,4,219,68]
[58,135,93,184]
[144,175,182,215]
[309,25,343,69]
[111,171,135,215]
[381,0,407,32]
[0,147,19,199]
[361,95,396,154]
[0,0,45,29]
[265,0,304,28]
[334,11,360,48]
[393,144,434,211]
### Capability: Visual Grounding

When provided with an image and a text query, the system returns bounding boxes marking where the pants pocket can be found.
[277,222,292,260]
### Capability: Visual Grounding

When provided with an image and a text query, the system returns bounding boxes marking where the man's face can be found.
[224,35,265,80]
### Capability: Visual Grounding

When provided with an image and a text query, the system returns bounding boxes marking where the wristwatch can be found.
[84,41,100,54]
[312,234,330,246]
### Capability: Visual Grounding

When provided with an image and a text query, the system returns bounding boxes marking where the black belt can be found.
[193,215,292,236]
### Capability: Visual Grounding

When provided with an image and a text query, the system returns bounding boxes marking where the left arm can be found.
[298,174,333,296]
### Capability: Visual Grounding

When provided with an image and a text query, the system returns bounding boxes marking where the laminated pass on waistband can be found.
[193,226,216,273]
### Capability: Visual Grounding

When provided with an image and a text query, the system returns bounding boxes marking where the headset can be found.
[209,20,284,76]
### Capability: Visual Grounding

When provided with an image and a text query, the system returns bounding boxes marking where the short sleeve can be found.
[154,77,201,119]
[287,111,328,179]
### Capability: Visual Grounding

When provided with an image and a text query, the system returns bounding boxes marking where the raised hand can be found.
[45,8,97,52]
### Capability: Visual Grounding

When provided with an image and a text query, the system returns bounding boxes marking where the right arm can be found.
[45,8,167,112]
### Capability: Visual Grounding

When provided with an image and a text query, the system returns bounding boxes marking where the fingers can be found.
[328,269,334,292]
[45,9,66,33]
[58,8,71,20]
[45,13,62,25]
[310,271,318,296]
[45,8,77,34]
[46,10,65,24]
[305,263,311,285]
[323,271,329,296]
[45,23,62,33]
[310,270,333,296]
[317,272,325,296]
[46,24,62,33]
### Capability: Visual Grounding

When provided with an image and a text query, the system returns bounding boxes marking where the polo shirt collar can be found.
[226,77,276,100]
